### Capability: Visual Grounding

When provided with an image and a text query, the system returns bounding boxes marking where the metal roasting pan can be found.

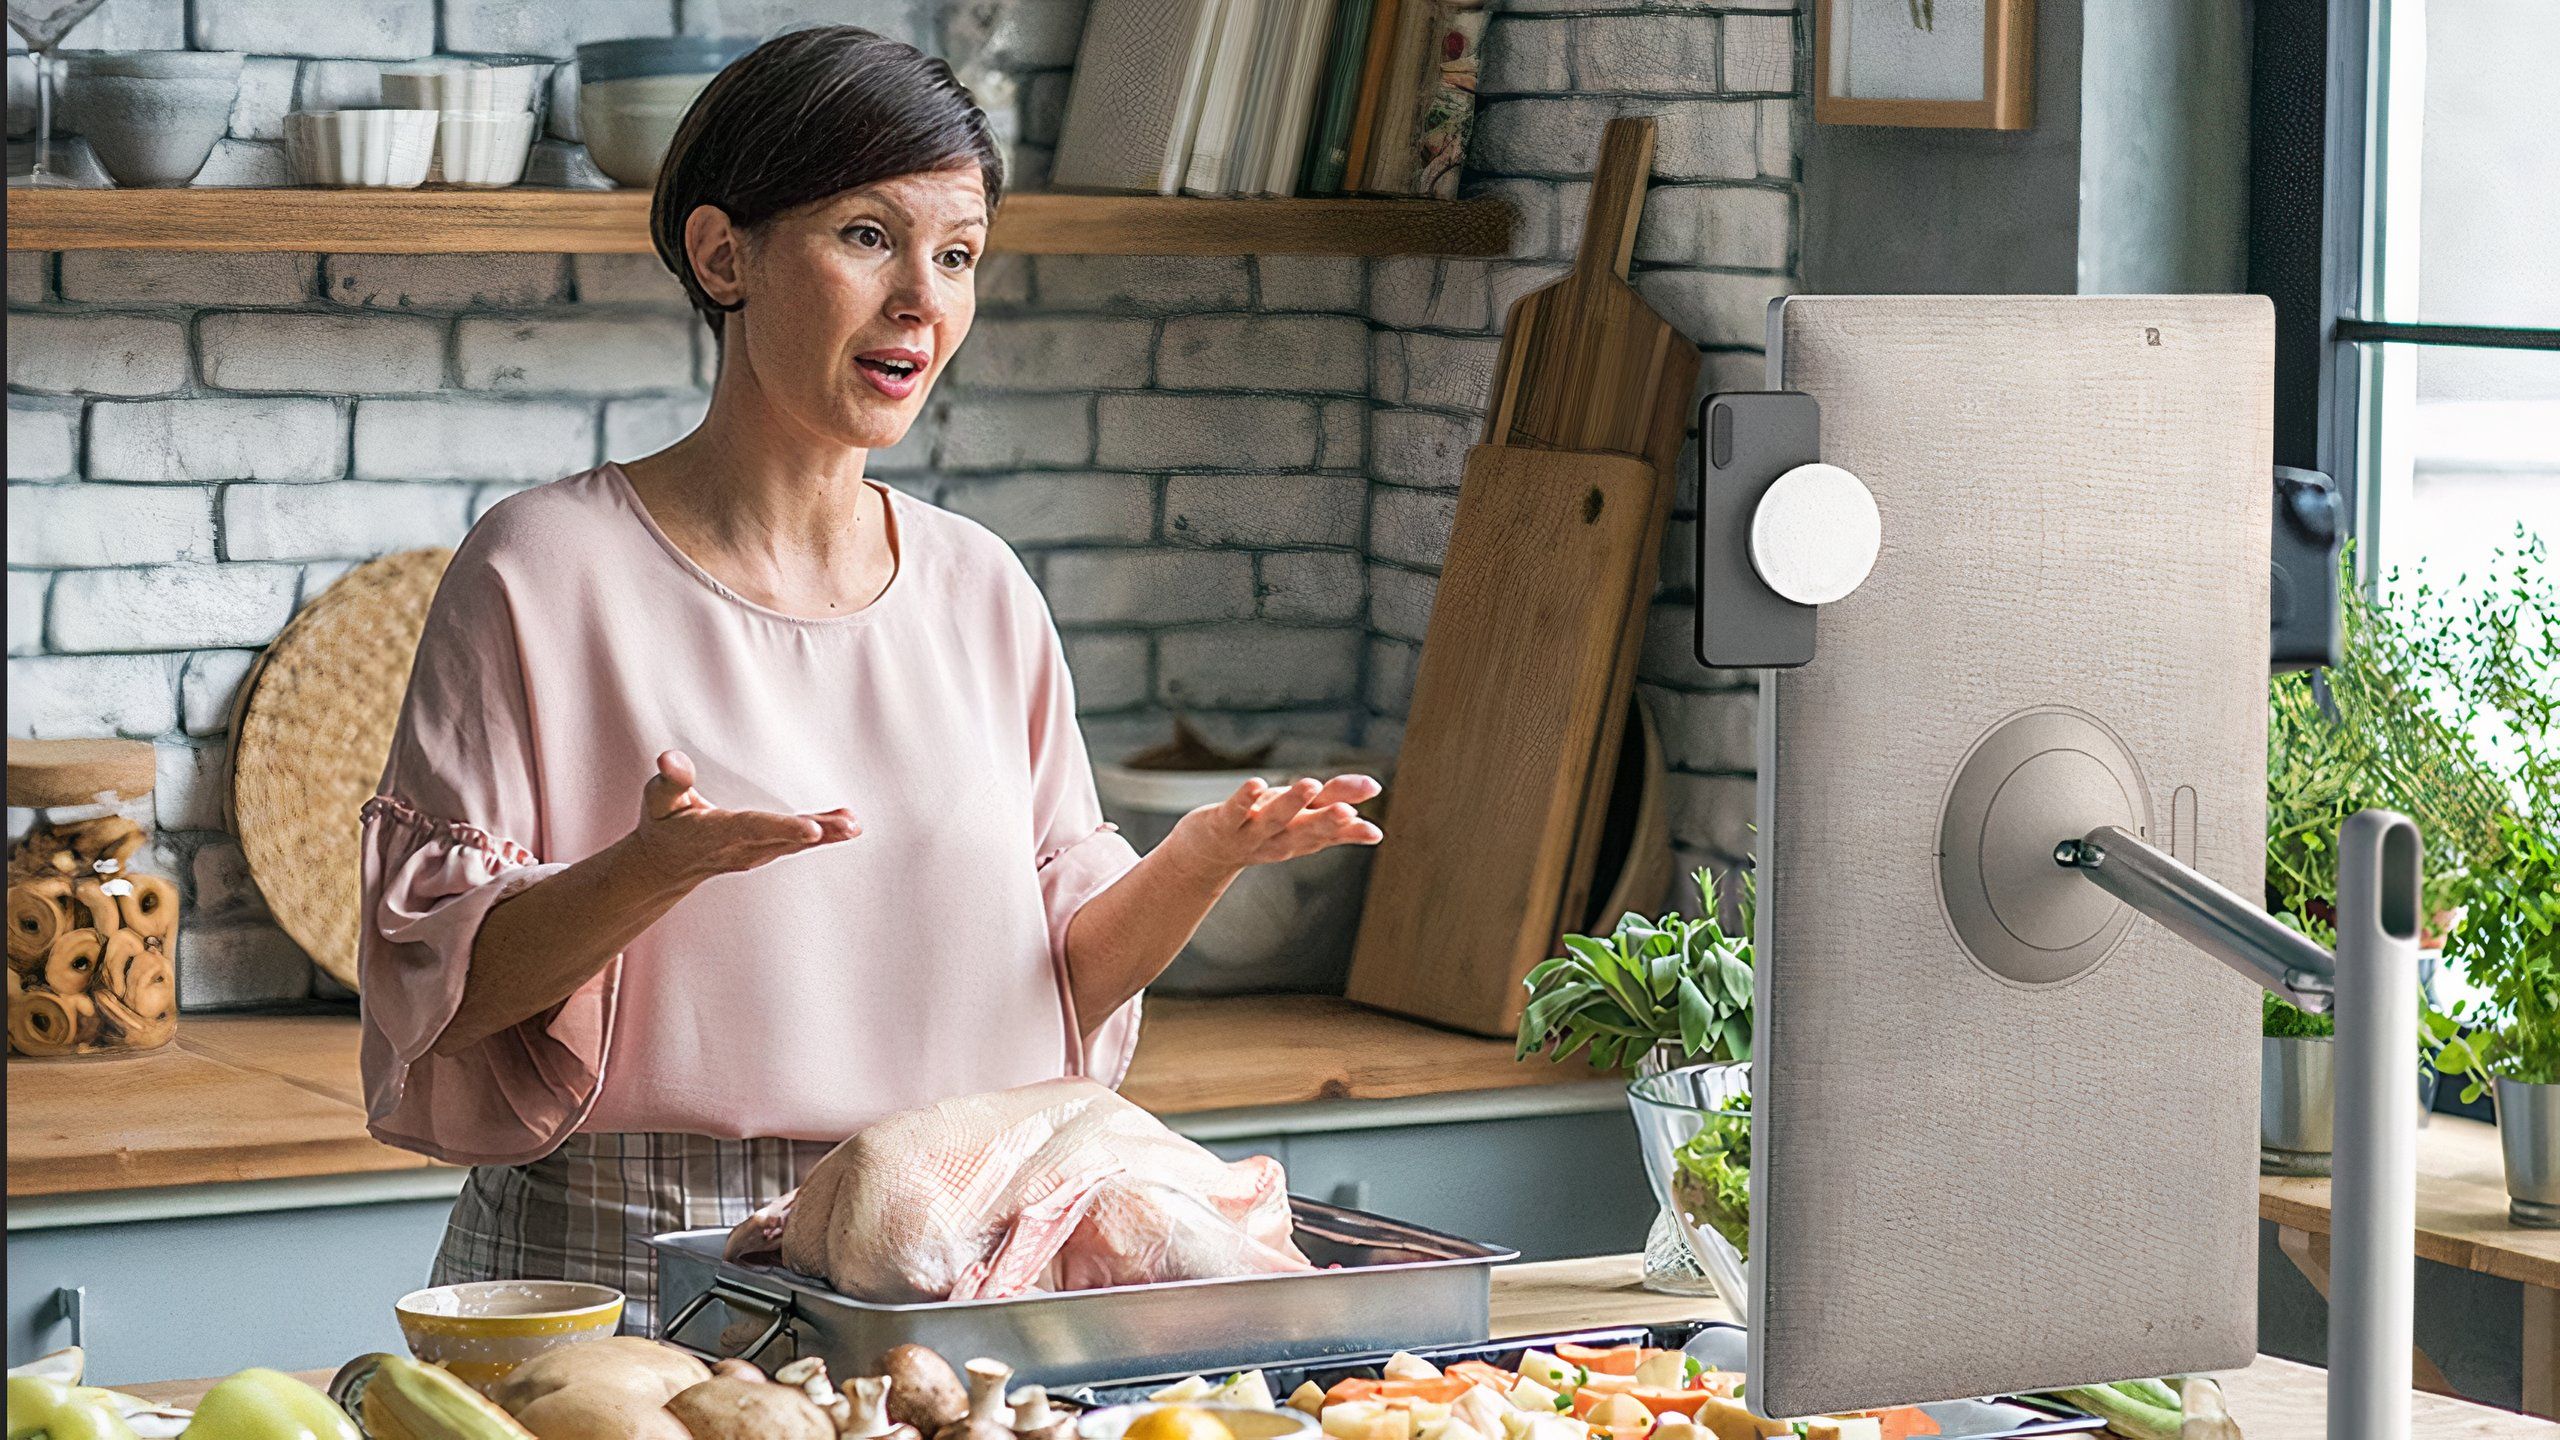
[649,1197,1520,1386]
[1068,1323,2106,1438]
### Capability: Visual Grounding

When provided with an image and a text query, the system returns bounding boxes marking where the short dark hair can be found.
[650,26,1007,334]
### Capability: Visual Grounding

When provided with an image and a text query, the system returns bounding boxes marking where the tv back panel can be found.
[1748,295,2275,1416]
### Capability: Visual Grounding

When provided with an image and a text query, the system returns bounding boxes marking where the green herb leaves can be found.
[1516,869,1755,1074]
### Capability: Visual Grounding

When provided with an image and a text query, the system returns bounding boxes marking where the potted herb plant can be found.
[2260,550,2508,1170]
[2401,536,2559,1227]
[1517,868,1753,1294]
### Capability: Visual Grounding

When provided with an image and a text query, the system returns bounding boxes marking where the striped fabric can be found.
[430,1132,836,1337]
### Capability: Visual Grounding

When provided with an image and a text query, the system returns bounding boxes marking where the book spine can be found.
[1302,0,1376,195]
[1340,0,1402,191]
[1410,7,1486,199]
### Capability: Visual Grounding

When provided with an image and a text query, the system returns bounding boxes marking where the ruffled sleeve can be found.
[1020,587,1144,1087]
[356,549,615,1167]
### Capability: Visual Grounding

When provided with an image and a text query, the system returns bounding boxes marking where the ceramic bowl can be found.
[434,109,536,187]
[574,35,753,85]
[60,51,243,186]
[1077,1406,1316,1440]
[381,60,551,116]
[394,1280,623,1391]
[577,81,708,187]
[284,108,438,188]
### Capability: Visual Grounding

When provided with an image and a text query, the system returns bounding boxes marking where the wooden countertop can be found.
[6,997,1602,1198]
[119,1255,2554,1435]
[2262,1114,2559,1291]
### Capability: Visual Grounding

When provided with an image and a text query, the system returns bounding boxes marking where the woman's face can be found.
[722,166,987,453]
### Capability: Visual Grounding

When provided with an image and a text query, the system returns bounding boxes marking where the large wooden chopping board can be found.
[1348,118,1699,1037]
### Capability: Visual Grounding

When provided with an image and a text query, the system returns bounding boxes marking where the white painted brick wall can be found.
[1062,631,1150,713]
[1573,13,1720,92]
[177,919,314,1008]
[1253,258,1364,313]
[8,573,49,656]
[7,253,47,304]
[199,312,445,393]
[1164,473,1364,548]
[192,0,434,60]
[1046,550,1255,625]
[572,254,693,307]
[48,565,300,652]
[1366,485,1459,570]
[190,838,271,918]
[1368,566,1437,645]
[1367,410,1473,490]
[942,473,1155,546]
[1723,14,1798,93]
[8,398,78,479]
[603,394,710,462]
[937,393,1095,469]
[8,313,190,396]
[58,251,316,307]
[6,653,180,738]
[1156,314,1369,394]
[947,316,1154,392]
[180,649,259,736]
[154,738,228,832]
[1159,626,1359,710]
[439,0,673,58]
[221,481,475,562]
[1634,185,1792,269]
[325,254,570,310]
[352,398,596,480]
[1256,551,1364,624]
[88,397,347,482]
[1034,256,1250,313]
[8,484,218,567]
[1095,395,1323,470]
[455,314,699,392]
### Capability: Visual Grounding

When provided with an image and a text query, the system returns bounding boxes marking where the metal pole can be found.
[2055,826,2338,1008]
[2326,810,2421,1440]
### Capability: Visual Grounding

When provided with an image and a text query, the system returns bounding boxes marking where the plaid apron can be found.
[430,1132,836,1338]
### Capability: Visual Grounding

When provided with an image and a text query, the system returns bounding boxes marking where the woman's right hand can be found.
[630,749,859,885]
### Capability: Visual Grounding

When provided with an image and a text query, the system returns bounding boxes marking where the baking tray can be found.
[649,1197,1520,1386]
[1066,1323,2104,1438]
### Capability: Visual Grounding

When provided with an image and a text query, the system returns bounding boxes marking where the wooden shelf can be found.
[3,187,1513,257]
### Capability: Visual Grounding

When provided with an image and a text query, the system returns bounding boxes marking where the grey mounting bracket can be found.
[2057,813,2421,1440]
[1693,391,1881,669]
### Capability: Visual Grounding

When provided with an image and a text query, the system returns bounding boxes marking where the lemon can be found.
[1124,1405,1239,1440]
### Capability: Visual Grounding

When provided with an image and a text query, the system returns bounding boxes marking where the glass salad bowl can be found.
[1627,1062,1752,1321]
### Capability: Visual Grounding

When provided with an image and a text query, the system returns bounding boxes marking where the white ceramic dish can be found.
[284,108,438,189]
[381,60,548,115]
[578,72,719,186]
[61,51,243,186]
[434,109,536,187]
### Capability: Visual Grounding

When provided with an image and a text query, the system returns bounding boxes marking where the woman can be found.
[359,26,1381,1332]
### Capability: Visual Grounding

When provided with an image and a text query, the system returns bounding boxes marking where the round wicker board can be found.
[231,548,452,992]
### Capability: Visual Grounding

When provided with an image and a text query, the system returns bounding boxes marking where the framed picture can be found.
[1813,0,2035,130]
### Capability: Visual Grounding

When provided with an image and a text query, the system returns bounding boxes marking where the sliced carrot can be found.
[1575,1371,1637,1395]
[1868,1407,1942,1440]
[1445,1363,1516,1394]
[1555,1343,1645,1376]
[1328,1378,1472,1405]
[1626,1387,1716,1418]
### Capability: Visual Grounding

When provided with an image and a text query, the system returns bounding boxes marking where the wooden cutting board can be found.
[1348,118,1700,1037]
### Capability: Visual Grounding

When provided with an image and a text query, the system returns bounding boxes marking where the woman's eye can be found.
[841,224,886,248]
[937,247,977,271]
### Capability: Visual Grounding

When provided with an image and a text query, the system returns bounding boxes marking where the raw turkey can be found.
[728,1079,1312,1301]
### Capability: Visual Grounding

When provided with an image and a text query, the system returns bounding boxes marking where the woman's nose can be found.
[884,257,948,327]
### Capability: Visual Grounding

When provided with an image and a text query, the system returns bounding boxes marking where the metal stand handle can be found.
[659,1278,792,1364]
[2060,811,2418,1440]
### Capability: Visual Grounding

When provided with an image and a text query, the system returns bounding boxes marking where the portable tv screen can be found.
[1746,295,2276,1416]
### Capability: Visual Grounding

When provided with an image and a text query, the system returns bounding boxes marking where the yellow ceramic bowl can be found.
[394,1280,624,1390]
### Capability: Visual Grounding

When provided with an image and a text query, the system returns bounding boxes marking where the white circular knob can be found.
[1749,462,1880,606]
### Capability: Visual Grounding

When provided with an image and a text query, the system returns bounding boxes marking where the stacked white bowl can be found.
[284,109,440,188]
[381,59,550,187]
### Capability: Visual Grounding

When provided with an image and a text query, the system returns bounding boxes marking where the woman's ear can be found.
[684,202,747,309]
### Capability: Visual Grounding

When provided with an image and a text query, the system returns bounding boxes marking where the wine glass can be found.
[9,0,109,187]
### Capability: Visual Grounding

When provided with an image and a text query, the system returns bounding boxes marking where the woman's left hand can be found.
[1165,774,1385,877]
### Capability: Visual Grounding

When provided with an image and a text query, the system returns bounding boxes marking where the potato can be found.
[494,1336,712,1416]
[877,1344,968,1433]
[666,1376,835,1440]
[510,1385,694,1440]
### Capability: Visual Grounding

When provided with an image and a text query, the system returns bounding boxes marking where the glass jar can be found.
[8,739,178,1058]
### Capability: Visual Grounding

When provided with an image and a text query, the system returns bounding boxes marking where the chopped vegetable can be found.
[1385,1355,1444,1384]
[1669,1102,1752,1260]
[2043,1383,2181,1440]
[1290,1383,1328,1417]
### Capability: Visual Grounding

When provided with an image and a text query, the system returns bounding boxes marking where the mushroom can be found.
[1007,1385,1074,1440]
[877,1345,968,1435]
[844,1375,922,1440]
[666,1375,836,1440]
[777,1357,858,1432]
[931,1360,1016,1440]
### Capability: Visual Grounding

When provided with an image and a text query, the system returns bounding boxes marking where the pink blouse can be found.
[357,465,1142,1167]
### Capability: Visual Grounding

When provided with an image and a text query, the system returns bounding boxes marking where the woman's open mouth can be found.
[856,349,930,400]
